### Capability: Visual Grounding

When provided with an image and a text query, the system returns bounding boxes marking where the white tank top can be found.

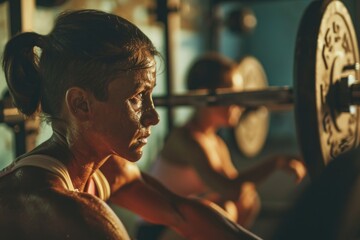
[0,154,111,201]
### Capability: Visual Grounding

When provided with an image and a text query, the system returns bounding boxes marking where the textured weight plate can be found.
[234,56,270,158]
[295,0,360,179]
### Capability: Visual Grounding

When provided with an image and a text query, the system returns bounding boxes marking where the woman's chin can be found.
[127,150,144,162]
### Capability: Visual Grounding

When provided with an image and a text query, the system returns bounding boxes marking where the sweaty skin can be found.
[100,155,261,240]
[0,59,160,239]
[97,61,261,240]
[152,122,306,228]
[0,52,261,240]
[0,166,129,240]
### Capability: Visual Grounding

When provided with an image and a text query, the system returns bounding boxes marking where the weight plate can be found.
[234,56,270,158]
[295,0,360,179]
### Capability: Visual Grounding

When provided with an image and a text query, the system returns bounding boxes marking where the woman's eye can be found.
[129,93,143,111]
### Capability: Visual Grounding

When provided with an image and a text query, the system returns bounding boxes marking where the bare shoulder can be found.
[0,167,130,240]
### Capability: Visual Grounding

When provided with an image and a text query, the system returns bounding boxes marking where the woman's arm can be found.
[101,155,262,240]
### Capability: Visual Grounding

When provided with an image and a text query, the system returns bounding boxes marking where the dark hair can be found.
[186,52,237,91]
[2,9,160,121]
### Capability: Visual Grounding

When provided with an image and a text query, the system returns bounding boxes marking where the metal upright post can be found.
[156,0,181,131]
[8,0,22,36]
[7,0,34,157]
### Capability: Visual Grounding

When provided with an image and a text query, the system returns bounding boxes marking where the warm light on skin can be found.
[85,57,159,163]
[239,182,258,209]
[119,59,159,160]
[226,69,245,126]
[127,60,158,153]
[289,159,307,183]
[231,70,244,91]
[276,157,307,183]
[204,69,245,128]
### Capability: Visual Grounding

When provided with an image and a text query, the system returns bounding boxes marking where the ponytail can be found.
[2,32,44,116]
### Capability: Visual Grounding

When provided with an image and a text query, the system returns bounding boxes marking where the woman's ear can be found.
[65,87,91,121]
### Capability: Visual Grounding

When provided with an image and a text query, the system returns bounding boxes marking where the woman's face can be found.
[89,59,159,162]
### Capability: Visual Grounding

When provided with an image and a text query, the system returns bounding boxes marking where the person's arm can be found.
[234,155,306,185]
[164,135,306,201]
[101,155,262,240]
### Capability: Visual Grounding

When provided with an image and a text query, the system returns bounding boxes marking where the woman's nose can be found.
[141,106,160,127]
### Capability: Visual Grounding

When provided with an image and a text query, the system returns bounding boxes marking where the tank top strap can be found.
[92,169,111,201]
[0,155,111,200]
[1,154,76,191]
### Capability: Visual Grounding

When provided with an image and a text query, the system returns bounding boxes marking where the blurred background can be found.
[0,0,359,239]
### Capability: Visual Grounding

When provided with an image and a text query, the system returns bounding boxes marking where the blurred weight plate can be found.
[294,0,360,179]
[234,56,270,158]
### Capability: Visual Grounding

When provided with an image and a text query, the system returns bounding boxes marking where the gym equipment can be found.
[153,0,360,179]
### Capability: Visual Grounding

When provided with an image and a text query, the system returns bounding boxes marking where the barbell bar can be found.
[154,74,360,113]
[153,87,294,110]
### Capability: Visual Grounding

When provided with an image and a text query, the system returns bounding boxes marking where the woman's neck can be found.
[45,123,108,192]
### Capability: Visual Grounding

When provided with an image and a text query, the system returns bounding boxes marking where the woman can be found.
[146,53,306,238]
[0,10,260,240]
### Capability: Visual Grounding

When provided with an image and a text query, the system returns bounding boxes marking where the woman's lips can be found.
[138,137,148,144]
